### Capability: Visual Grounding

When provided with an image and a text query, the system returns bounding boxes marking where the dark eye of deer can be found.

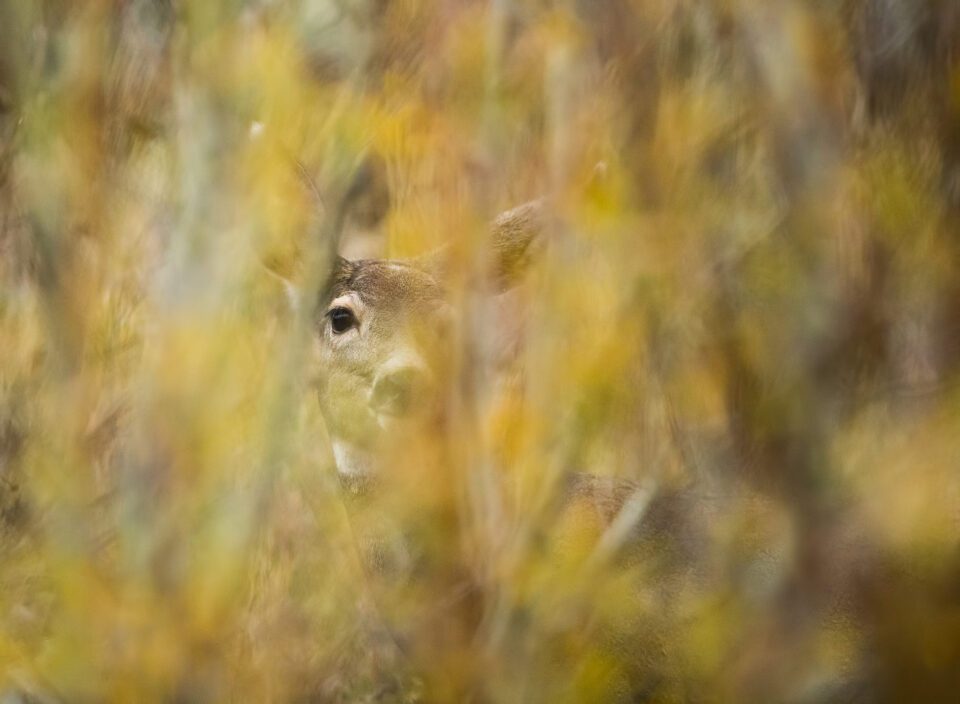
[329,307,357,335]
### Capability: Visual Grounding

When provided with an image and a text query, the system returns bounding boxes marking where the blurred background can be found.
[1,0,959,701]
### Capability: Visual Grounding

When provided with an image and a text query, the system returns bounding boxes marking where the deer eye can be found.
[328,307,357,335]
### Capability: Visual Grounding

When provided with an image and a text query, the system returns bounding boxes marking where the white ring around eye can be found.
[326,293,364,341]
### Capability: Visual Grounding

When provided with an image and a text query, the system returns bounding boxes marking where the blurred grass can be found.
[1,0,959,702]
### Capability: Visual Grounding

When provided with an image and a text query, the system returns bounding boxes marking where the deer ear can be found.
[489,198,547,291]
[410,198,547,291]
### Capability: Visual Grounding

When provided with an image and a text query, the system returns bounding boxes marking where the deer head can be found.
[314,200,547,487]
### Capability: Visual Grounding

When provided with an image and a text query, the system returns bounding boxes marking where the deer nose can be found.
[371,366,429,417]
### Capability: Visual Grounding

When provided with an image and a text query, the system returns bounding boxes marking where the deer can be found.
[297,160,882,703]
[301,183,745,701]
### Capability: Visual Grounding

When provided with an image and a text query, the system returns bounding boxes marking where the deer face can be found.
[316,258,453,480]
[315,200,545,483]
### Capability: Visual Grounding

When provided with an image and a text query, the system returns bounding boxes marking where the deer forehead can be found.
[329,259,445,310]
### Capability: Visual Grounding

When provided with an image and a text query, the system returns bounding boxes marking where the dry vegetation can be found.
[1,1,959,701]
